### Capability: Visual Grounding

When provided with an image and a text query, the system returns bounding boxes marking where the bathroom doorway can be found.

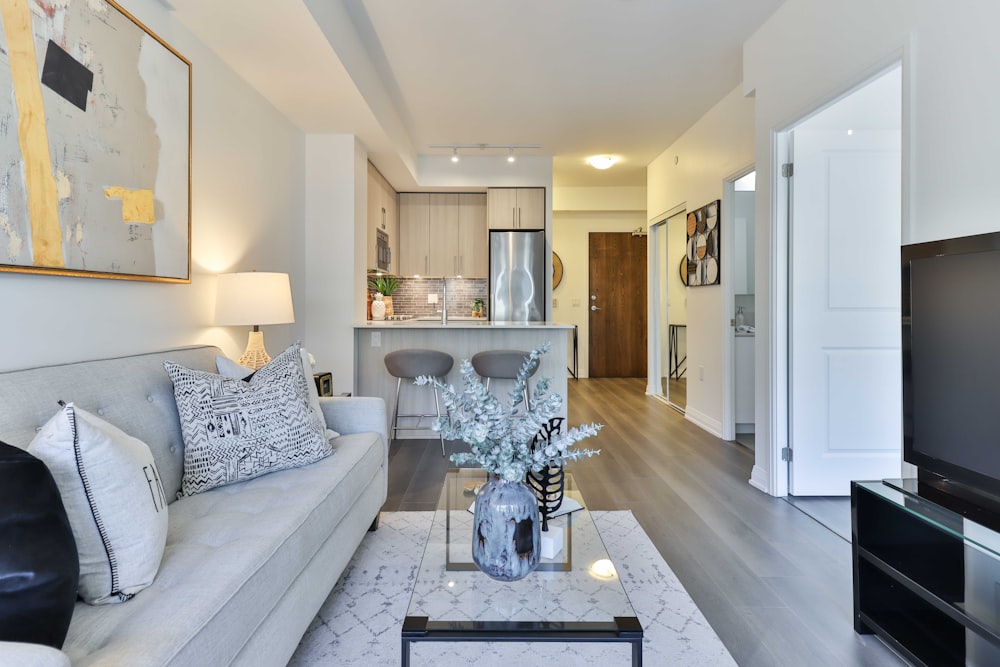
[731,170,756,448]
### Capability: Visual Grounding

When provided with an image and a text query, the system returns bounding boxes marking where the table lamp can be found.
[215,272,295,369]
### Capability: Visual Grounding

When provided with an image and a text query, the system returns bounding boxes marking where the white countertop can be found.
[355,319,575,330]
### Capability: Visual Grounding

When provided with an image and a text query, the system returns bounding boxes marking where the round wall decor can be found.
[553,252,564,289]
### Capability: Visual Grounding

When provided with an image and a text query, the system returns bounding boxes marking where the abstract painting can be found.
[0,0,191,282]
[685,199,720,287]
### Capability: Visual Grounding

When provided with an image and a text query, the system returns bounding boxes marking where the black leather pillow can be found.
[0,440,79,648]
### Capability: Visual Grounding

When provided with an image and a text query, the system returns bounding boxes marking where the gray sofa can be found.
[0,346,388,667]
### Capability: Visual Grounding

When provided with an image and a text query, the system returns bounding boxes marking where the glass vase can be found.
[472,476,541,581]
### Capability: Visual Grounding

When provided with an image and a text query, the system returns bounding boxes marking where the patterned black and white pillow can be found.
[215,346,339,441]
[165,342,334,496]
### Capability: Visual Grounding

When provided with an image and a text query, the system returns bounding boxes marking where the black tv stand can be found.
[852,480,1000,666]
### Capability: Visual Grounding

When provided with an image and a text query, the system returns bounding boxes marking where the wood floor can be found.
[382,378,907,667]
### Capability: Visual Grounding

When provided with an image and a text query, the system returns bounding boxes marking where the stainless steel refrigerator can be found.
[489,230,545,322]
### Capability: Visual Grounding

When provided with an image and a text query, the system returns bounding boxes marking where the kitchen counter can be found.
[354,321,571,438]
[356,319,575,329]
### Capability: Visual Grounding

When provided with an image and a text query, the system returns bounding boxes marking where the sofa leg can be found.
[369,513,380,532]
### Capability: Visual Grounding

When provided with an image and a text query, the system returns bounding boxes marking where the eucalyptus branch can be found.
[415,343,602,482]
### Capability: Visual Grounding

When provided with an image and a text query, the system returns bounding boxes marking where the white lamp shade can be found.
[215,272,295,326]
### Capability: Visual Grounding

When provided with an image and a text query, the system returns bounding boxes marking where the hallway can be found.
[383,378,904,666]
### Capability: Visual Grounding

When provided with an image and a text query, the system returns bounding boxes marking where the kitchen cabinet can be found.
[735,335,754,425]
[399,192,487,277]
[457,193,487,277]
[399,193,430,276]
[487,187,545,230]
[367,163,398,272]
[428,194,459,276]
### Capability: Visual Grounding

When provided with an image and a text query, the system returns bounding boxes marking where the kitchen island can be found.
[354,320,573,439]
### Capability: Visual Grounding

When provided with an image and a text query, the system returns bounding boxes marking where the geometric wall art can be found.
[0,0,191,282]
[685,199,721,287]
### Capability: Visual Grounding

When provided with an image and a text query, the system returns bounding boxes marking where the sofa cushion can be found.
[60,431,383,667]
[0,442,78,647]
[215,346,339,441]
[0,347,222,504]
[28,404,168,605]
[165,343,333,496]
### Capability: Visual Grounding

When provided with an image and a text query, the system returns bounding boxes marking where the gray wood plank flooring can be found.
[381,377,908,666]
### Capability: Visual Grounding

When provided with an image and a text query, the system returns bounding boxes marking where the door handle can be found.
[591,305,601,311]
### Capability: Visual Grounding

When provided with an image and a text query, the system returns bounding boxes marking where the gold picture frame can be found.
[0,0,192,283]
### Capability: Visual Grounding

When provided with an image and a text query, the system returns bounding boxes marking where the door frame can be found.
[765,60,906,498]
[647,204,686,401]
[721,165,756,443]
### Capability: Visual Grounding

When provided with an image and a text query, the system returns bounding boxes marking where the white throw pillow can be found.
[167,342,335,496]
[215,346,338,440]
[28,403,168,605]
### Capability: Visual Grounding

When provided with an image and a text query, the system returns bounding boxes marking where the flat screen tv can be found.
[903,231,1000,511]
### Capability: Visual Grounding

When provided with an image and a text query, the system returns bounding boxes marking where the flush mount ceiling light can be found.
[587,155,618,170]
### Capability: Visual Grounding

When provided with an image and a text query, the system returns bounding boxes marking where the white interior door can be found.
[789,128,902,495]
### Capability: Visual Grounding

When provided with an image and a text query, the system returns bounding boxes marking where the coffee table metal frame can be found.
[401,468,643,666]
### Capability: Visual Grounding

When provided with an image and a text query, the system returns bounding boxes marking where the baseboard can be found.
[749,465,770,494]
[684,407,723,439]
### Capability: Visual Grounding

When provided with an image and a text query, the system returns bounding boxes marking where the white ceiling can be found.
[164,0,786,189]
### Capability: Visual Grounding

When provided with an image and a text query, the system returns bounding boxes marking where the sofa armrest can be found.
[0,642,71,667]
[318,396,387,446]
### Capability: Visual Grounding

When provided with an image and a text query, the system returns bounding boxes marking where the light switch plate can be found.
[428,293,438,304]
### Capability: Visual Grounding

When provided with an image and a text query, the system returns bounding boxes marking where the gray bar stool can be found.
[384,349,454,456]
[471,349,538,405]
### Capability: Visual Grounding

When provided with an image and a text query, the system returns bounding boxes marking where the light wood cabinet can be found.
[428,194,459,276]
[399,193,430,276]
[399,192,487,277]
[487,187,545,230]
[458,193,487,278]
[367,163,398,272]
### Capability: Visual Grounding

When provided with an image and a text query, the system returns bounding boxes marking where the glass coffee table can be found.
[401,468,643,665]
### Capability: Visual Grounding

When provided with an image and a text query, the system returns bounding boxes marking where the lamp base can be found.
[238,331,271,370]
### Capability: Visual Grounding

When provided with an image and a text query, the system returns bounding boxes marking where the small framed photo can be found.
[313,372,333,397]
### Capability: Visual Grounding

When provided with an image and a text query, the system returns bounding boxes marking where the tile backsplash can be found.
[385,277,488,318]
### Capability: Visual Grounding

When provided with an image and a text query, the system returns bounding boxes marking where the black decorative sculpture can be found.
[526,417,566,532]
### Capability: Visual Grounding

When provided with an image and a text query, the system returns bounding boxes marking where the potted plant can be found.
[416,343,601,580]
[367,274,400,317]
[472,298,485,318]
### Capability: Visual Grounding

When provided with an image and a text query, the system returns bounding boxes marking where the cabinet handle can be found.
[512,208,516,227]
[425,255,428,274]
[517,207,521,228]
[454,256,458,275]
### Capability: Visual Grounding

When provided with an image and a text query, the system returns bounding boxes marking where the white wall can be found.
[552,210,648,378]
[304,135,368,393]
[0,0,305,371]
[742,0,1000,495]
[646,85,755,436]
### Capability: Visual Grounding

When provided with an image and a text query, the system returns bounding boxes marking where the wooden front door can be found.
[589,232,648,377]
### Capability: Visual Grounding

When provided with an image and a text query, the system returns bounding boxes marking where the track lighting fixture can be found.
[429,143,540,163]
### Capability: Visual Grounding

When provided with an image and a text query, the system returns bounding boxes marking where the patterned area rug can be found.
[289,511,735,666]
